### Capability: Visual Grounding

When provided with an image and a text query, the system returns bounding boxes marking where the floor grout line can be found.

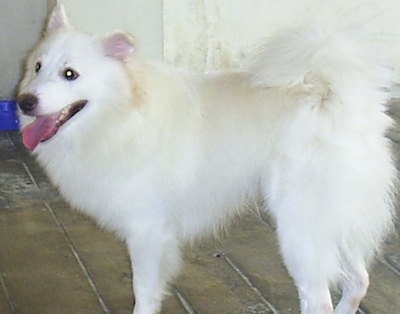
[220,250,280,314]
[357,307,367,314]
[42,202,111,314]
[12,138,112,313]
[5,132,16,150]
[21,162,39,190]
[0,272,17,314]
[9,132,40,191]
[377,255,400,277]
[172,286,197,314]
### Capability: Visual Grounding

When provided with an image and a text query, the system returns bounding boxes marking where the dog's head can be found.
[18,3,135,150]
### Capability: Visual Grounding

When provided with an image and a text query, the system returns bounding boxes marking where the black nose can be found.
[18,94,39,114]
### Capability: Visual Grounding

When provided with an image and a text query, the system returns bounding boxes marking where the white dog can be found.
[18,4,397,314]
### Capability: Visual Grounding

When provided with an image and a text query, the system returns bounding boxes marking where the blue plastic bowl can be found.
[0,100,19,131]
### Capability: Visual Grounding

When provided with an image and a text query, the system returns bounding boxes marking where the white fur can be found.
[18,4,397,314]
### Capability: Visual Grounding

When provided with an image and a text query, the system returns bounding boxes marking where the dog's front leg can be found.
[125,223,182,314]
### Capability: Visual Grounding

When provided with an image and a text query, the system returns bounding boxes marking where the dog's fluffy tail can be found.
[248,16,394,108]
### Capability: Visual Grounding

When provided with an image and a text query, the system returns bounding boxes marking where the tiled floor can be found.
[1,101,400,314]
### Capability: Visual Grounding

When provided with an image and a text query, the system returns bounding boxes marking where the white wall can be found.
[164,0,400,72]
[0,0,48,99]
[60,0,400,73]
[164,0,308,71]
[2,0,399,100]
[60,0,163,62]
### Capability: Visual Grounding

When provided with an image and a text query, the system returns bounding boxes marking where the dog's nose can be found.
[18,94,39,114]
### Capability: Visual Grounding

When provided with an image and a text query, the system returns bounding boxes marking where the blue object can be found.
[0,100,19,131]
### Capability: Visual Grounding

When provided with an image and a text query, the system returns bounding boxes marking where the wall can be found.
[163,0,400,72]
[0,0,48,99]
[164,0,310,71]
[61,0,400,73]
[1,0,399,99]
[61,0,164,62]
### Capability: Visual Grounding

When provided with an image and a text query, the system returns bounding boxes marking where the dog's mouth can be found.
[22,100,88,150]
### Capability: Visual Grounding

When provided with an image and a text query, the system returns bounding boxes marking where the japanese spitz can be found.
[18,3,397,314]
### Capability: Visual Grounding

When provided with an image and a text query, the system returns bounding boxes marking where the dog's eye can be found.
[35,61,41,73]
[63,68,79,81]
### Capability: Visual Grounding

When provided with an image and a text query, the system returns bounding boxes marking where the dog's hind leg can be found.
[274,221,335,314]
[297,283,334,314]
[125,225,182,314]
[334,264,369,314]
[264,180,338,314]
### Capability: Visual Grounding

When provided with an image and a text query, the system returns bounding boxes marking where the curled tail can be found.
[248,17,394,109]
[253,11,398,313]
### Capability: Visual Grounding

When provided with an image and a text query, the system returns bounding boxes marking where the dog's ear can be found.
[102,32,135,62]
[46,2,72,33]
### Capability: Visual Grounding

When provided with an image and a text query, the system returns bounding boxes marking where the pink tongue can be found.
[22,114,59,150]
